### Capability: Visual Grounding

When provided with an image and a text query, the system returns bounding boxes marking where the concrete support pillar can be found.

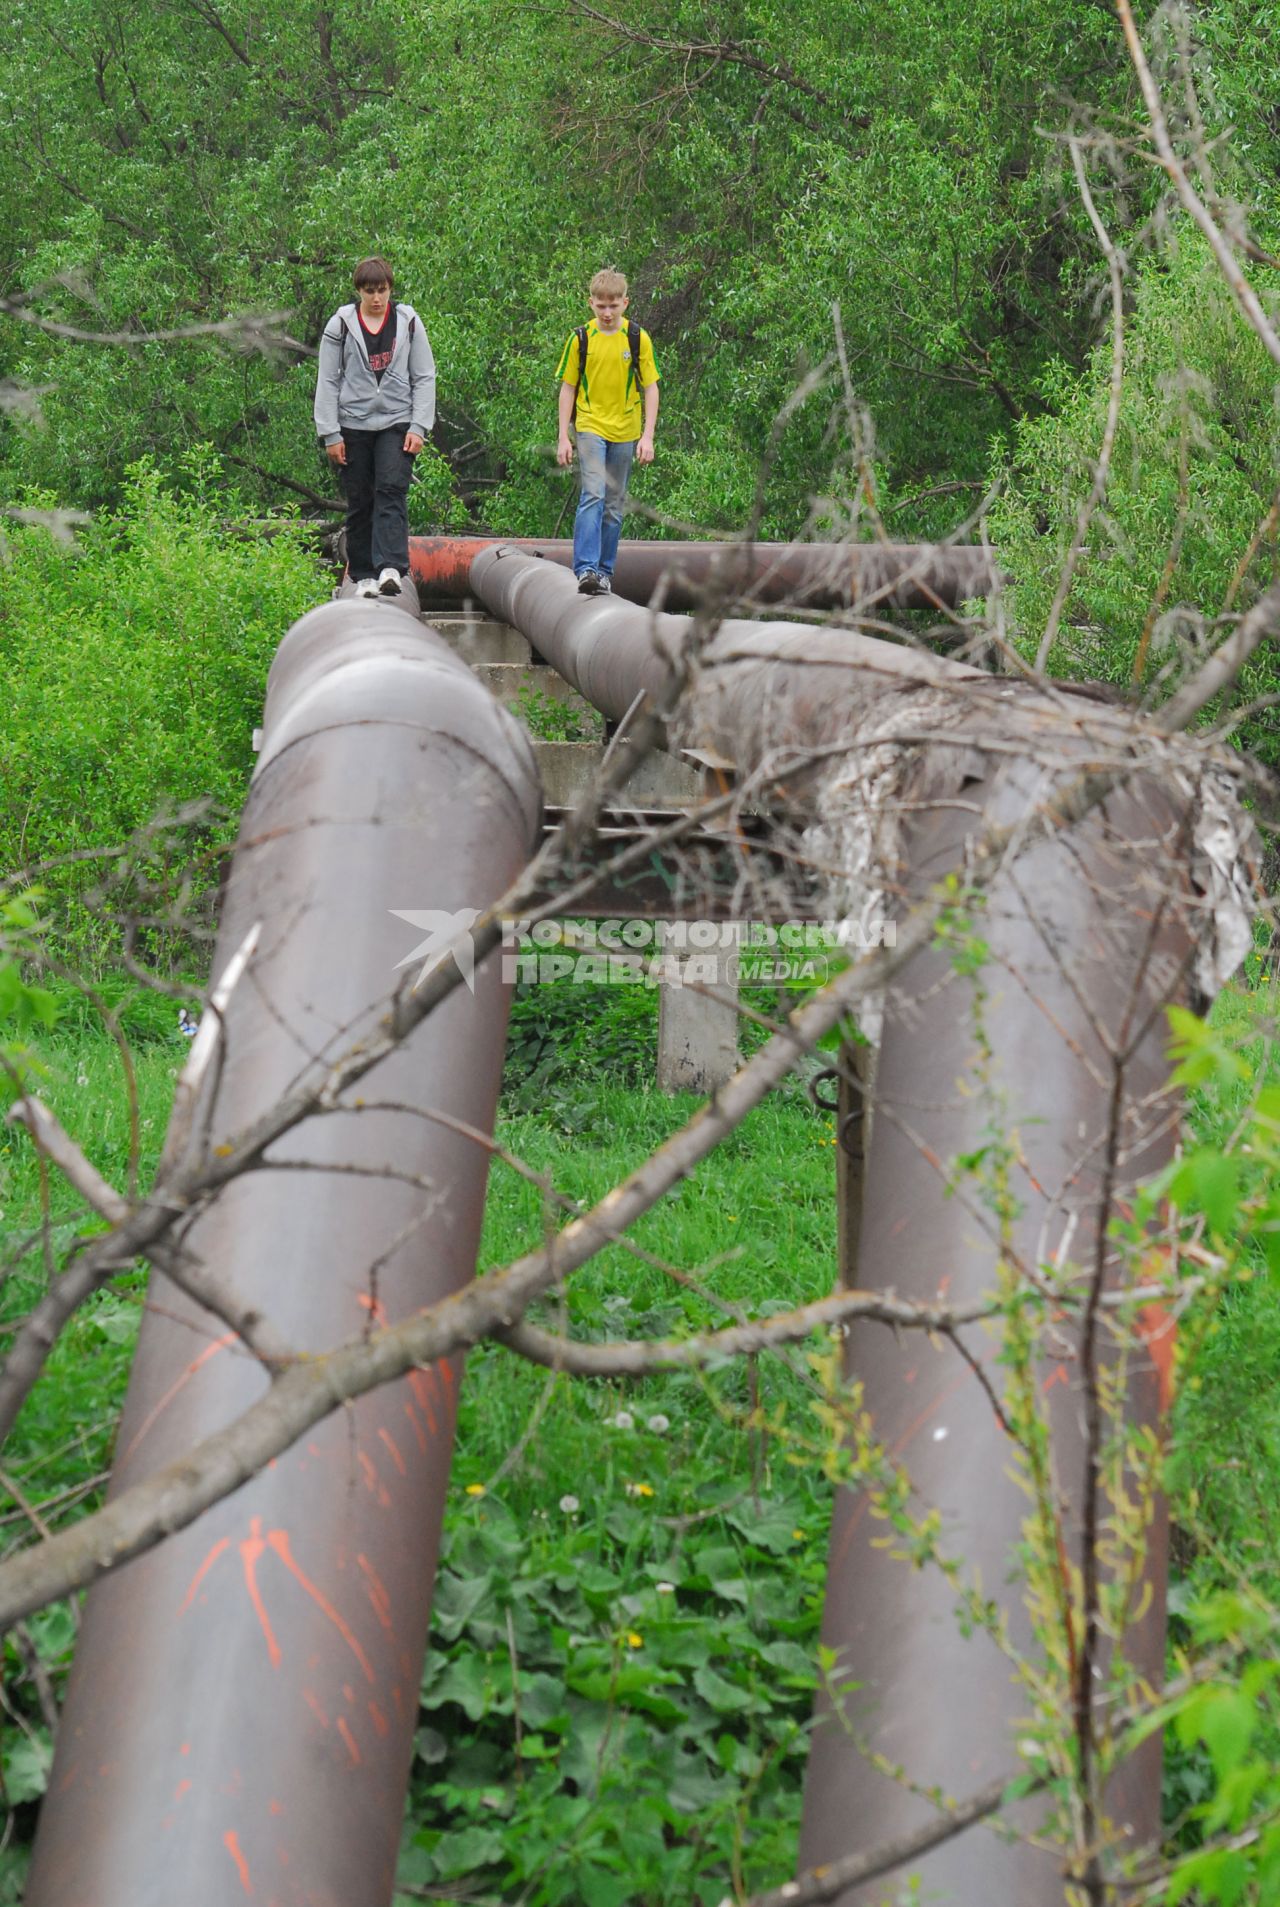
[655,922,740,1094]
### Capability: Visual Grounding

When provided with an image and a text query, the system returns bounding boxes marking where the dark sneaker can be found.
[597,576,612,594]
[577,570,602,595]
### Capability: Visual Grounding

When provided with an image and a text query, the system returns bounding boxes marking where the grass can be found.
[1,978,1279,1902]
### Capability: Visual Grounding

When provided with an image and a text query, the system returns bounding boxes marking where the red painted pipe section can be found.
[26,598,541,1906]
[410,534,998,611]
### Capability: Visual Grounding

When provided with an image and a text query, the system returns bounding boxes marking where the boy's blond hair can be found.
[589,268,628,299]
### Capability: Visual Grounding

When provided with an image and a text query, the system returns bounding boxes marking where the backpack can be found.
[574,319,644,406]
[326,305,417,376]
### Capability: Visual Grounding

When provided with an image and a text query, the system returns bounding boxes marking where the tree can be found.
[1,3,1279,1904]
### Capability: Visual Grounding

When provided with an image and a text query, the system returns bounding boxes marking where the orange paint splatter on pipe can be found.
[337,1718,362,1766]
[266,1529,375,1682]
[239,1519,282,1669]
[408,1367,439,1436]
[180,1536,232,1613]
[357,1554,394,1632]
[405,1400,428,1454]
[224,1829,253,1895]
[357,1449,391,1508]
[303,1690,330,1729]
[121,1331,237,1462]
[1137,1304,1177,1413]
[377,1427,407,1476]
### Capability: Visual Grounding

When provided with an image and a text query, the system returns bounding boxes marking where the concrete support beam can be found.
[654,924,740,1094]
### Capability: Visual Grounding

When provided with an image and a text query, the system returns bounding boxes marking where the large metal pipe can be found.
[412,534,999,611]
[469,541,993,729]
[470,548,1214,1900]
[27,599,541,1906]
[797,770,1189,1902]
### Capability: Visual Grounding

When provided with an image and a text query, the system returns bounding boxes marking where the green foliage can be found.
[991,237,1280,758]
[403,1485,823,1905]
[7,0,1275,542]
[513,682,601,744]
[0,890,58,1103]
[504,970,660,1105]
[0,460,326,963]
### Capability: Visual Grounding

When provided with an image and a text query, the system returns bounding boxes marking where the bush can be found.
[991,235,1280,762]
[0,458,327,967]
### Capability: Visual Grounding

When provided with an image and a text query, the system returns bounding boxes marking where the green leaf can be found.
[693,1664,753,1712]
[1178,1686,1257,1781]
[431,1569,496,1641]
[421,1653,492,1721]
[428,1824,505,1880]
[579,1863,635,1907]
[1168,1149,1242,1236]
[1,1732,52,1805]
[727,1499,803,1554]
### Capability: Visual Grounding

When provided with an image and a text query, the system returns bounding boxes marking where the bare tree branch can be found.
[734,1773,1020,1907]
[1115,0,1280,370]
[1153,579,1280,733]
[0,951,880,1628]
[0,288,311,356]
[1034,139,1127,673]
[499,1289,1000,1375]
[5,1098,128,1225]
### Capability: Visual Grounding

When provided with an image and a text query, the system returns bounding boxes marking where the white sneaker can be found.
[354,577,379,598]
[377,567,402,595]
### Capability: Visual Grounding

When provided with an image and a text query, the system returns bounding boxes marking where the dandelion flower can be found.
[625,1631,643,1649]
[647,1414,670,1434]
[465,1482,486,1497]
[559,1494,580,1515]
[609,1410,635,1430]
[625,1481,655,1498]
[655,1582,675,1595]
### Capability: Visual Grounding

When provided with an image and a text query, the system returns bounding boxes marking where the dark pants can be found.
[341,426,414,579]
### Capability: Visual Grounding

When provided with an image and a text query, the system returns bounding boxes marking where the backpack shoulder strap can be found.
[324,307,352,377]
[627,319,643,400]
[574,324,589,394]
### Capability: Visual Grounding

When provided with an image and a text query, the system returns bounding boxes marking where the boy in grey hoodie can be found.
[314,255,436,596]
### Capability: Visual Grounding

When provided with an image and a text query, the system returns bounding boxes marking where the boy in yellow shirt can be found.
[556,269,660,595]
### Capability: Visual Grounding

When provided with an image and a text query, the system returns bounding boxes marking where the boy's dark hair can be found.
[353,255,395,291]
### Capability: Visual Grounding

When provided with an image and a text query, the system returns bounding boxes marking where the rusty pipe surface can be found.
[412,534,999,610]
[469,541,991,728]
[26,600,541,1907]
[468,544,1139,789]
[797,770,1188,1903]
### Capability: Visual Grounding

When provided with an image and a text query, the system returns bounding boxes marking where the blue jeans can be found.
[572,433,636,578]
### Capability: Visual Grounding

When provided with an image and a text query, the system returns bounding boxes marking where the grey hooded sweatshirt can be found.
[313,302,436,445]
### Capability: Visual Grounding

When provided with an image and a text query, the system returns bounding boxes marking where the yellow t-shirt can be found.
[556,321,659,444]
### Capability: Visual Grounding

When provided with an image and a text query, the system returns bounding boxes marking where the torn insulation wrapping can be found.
[469,543,1259,1012]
